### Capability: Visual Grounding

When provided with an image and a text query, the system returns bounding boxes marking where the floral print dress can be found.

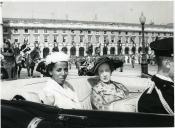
[91,80,129,110]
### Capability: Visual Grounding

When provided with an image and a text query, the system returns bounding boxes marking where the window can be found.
[96,36,99,43]
[34,36,39,42]
[71,36,75,42]
[44,36,48,42]
[88,36,91,42]
[34,29,38,33]
[80,30,83,33]
[71,30,74,33]
[80,36,83,42]
[139,32,141,35]
[63,36,66,42]
[14,28,18,33]
[125,37,128,43]
[44,29,48,33]
[88,30,91,34]
[118,37,122,43]
[62,30,66,33]
[104,36,107,43]
[111,37,114,43]
[104,31,106,34]
[131,32,135,35]
[54,35,57,42]
[53,29,57,33]
[24,29,28,33]
[125,32,128,35]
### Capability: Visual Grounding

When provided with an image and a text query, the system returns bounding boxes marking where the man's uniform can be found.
[137,37,174,115]
[137,74,174,114]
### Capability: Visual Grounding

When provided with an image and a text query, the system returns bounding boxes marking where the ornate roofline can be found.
[3,17,173,33]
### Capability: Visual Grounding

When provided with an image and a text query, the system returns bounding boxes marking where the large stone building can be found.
[2,18,173,57]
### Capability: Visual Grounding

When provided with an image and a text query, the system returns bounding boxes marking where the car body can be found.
[1,76,174,127]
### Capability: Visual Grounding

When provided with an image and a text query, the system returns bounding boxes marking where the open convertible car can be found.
[1,76,174,128]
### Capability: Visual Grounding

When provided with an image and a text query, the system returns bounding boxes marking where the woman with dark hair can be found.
[88,56,129,111]
[38,52,81,109]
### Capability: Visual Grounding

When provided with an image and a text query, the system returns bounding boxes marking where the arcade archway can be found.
[125,47,129,55]
[61,47,68,54]
[131,46,136,54]
[110,47,115,55]
[79,47,84,56]
[103,46,108,55]
[70,46,76,56]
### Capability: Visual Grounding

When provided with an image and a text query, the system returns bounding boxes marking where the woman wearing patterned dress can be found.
[89,56,129,111]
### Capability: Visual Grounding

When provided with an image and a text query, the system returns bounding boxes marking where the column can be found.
[93,44,96,56]
[122,44,125,55]
[67,46,70,56]
[107,46,110,55]
[0,2,3,48]
[76,45,79,56]
[129,44,132,55]
[115,45,118,55]
[84,45,87,56]
[100,46,103,56]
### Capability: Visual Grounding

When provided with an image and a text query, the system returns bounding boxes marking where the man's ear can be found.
[164,59,171,69]
[49,71,53,76]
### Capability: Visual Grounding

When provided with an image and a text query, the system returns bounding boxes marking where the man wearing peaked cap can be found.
[137,37,174,115]
[150,37,173,57]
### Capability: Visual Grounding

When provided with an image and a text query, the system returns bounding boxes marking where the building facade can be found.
[3,18,173,57]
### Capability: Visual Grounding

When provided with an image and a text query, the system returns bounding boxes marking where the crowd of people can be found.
[1,39,157,80]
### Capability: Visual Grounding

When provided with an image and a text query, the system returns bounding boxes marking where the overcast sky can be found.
[2,1,174,25]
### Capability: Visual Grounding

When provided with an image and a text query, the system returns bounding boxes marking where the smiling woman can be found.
[38,52,82,109]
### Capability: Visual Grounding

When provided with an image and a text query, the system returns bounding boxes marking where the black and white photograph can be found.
[0,0,174,127]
